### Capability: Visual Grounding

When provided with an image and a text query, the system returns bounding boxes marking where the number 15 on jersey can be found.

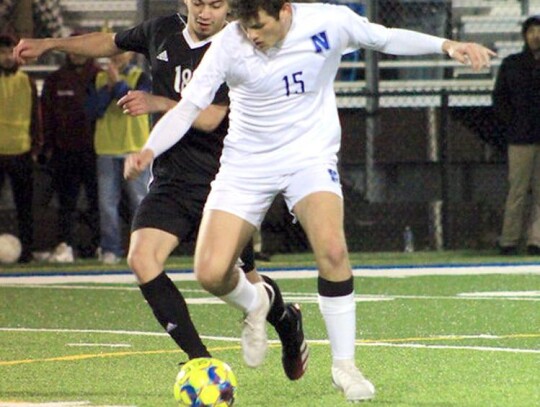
[283,71,305,96]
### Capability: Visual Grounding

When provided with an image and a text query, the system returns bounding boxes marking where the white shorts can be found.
[204,163,343,228]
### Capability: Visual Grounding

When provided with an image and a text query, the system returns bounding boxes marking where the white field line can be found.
[66,343,132,348]
[0,404,90,407]
[355,342,540,354]
[304,338,540,354]
[1,284,538,302]
[0,403,92,407]
[1,263,540,286]
[458,290,540,297]
[0,403,135,407]
[0,327,538,356]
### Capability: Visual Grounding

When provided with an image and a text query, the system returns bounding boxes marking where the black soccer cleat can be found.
[279,303,309,381]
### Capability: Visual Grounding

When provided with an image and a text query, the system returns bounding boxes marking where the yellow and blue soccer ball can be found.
[174,357,237,406]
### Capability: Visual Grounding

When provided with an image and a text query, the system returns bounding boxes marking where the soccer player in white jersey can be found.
[13,0,310,383]
[124,0,495,402]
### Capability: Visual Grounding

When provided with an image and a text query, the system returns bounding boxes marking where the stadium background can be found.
[1,0,539,256]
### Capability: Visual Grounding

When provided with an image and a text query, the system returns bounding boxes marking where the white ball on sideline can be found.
[0,233,22,264]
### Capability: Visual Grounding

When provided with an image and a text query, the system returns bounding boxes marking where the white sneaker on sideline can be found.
[332,360,375,402]
[101,251,121,265]
[241,282,273,368]
[48,242,74,263]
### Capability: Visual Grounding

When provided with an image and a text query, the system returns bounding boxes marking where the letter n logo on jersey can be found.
[311,31,330,53]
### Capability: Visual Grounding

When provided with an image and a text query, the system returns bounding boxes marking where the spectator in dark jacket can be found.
[493,15,540,255]
[0,33,41,262]
[41,48,100,261]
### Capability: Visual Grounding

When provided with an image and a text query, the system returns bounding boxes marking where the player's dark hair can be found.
[229,0,286,21]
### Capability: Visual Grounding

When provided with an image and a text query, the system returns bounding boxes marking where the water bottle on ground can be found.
[404,226,415,253]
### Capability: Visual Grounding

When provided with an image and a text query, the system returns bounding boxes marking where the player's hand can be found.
[12,38,51,64]
[118,90,156,116]
[124,149,154,180]
[106,62,120,86]
[443,40,496,71]
[118,91,176,115]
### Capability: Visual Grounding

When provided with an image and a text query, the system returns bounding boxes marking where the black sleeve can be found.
[212,83,230,106]
[492,58,513,128]
[114,20,153,59]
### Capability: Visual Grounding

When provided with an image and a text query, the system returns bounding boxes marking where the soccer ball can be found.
[174,357,237,407]
[0,233,22,264]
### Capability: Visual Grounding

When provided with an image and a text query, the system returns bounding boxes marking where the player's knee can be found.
[319,240,348,270]
[127,245,162,283]
[195,258,231,294]
[196,269,224,294]
[197,274,220,294]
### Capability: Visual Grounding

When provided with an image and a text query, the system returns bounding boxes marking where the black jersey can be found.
[115,14,228,187]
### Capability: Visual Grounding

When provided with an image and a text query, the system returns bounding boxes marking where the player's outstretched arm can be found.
[142,98,202,159]
[13,32,120,64]
[442,40,496,71]
[124,149,154,180]
[119,91,228,133]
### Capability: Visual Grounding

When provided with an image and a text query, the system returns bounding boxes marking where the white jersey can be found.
[178,2,445,175]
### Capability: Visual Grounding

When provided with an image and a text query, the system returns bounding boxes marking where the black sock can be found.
[317,276,354,297]
[139,272,211,359]
[261,274,289,334]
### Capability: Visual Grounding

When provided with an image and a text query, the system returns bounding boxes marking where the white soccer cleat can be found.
[241,282,273,368]
[332,360,375,402]
[48,242,74,263]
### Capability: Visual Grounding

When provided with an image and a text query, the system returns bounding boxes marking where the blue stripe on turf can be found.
[1,261,539,278]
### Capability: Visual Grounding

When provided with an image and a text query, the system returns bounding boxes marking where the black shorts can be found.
[131,185,255,272]
[132,183,206,241]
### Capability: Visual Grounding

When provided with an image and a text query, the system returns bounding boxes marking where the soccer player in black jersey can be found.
[14,0,308,380]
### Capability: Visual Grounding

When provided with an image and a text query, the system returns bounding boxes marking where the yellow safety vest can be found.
[0,71,32,155]
[94,67,149,155]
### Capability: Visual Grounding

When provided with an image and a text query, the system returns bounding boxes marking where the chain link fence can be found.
[265,0,540,255]
[1,0,66,39]
[2,0,540,256]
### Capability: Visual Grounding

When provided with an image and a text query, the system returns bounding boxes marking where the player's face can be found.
[240,4,292,52]
[185,0,229,41]
[525,24,540,52]
[0,46,16,70]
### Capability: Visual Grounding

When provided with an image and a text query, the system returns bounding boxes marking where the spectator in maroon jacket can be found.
[41,46,100,261]
[0,33,41,262]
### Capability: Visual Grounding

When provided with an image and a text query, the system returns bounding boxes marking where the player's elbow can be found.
[195,122,219,133]
[192,117,222,133]
[193,105,228,133]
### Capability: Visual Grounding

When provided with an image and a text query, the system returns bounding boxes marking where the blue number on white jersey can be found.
[282,71,305,96]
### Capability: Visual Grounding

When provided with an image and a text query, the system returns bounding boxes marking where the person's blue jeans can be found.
[97,155,149,256]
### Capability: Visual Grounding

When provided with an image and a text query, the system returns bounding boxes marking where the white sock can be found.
[318,293,356,362]
[220,270,259,313]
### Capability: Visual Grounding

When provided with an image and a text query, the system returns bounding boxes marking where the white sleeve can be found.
[143,99,201,158]
[338,6,445,56]
[380,28,445,55]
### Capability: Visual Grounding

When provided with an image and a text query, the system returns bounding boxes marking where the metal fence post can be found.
[365,0,380,202]
[522,0,530,16]
[439,90,450,249]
